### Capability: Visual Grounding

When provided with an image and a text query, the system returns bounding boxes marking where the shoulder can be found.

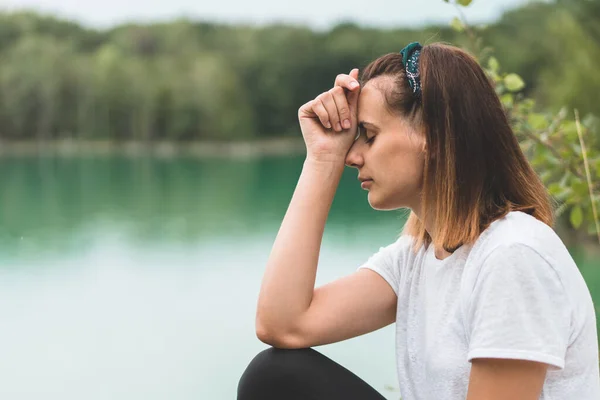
[358,234,420,295]
[362,235,415,273]
[462,211,594,333]
[468,211,570,269]
[364,234,417,265]
[461,211,580,309]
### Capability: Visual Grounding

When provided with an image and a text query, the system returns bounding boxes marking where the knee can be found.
[237,347,316,399]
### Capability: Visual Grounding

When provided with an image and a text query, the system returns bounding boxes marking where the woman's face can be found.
[345,76,426,211]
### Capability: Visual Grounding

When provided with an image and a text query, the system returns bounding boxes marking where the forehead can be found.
[358,77,395,123]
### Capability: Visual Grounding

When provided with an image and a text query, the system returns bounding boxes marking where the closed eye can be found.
[359,125,374,144]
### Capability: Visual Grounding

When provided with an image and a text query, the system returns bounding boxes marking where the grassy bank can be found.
[0,138,307,159]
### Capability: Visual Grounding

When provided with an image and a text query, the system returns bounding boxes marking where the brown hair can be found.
[360,43,554,253]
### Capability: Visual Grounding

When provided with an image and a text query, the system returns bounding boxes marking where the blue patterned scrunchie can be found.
[400,42,423,97]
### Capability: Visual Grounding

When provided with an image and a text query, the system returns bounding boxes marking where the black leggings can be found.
[237,347,387,400]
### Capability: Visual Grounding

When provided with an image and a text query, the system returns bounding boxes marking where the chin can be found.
[367,192,395,211]
[368,191,407,211]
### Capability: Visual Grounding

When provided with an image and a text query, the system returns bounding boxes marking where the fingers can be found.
[334,70,360,92]
[311,98,331,129]
[330,86,351,130]
[301,90,349,132]
[334,69,360,121]
[298,98,330,129]
[317,90,342,131]
[299,69,361,131]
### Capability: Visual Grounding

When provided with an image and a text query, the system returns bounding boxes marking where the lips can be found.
[359,178,373,190]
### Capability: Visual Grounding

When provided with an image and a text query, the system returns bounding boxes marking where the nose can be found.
[344,139,364,169]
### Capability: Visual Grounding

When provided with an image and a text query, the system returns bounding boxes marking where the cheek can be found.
[389,148,425,184]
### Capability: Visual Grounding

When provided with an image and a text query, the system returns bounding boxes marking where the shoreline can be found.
[2,138,598,251]
[0,138,307,159]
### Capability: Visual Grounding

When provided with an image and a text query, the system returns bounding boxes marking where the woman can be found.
[237,42,600,399]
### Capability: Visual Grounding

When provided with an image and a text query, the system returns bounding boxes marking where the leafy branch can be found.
[447,0,600,244]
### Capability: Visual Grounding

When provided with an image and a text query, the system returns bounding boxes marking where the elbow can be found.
[255,319,306,349]
[254,317,272,344]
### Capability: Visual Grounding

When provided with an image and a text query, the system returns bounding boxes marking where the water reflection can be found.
[0,155,407,260]
[0,155,597,399]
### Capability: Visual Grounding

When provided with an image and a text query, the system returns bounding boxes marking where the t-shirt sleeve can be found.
[356,236,409,297]
[466,243,571,370]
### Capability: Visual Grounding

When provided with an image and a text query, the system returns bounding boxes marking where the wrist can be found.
[303,157,345,182]
[304,154,346,171]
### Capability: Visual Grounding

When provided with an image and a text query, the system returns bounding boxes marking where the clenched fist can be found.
[298,69,361,164]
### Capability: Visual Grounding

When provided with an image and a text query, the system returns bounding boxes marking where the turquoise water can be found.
[0,155,597,399]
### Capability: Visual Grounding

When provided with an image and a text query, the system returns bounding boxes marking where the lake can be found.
[0,154,598,400]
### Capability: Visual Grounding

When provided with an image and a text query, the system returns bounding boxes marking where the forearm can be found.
[256,157,344,337]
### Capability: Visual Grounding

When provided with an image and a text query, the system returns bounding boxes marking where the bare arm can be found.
[255,159,397,348]
[255,158,343,345]
[255,70,397,348]
[467,358,547,400]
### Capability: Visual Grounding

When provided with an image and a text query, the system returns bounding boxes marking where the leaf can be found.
[500,93,513,107]
[570,205,583,229]
[548,183,573,202]
[458,0,473,6]
[504,73,525,92]
[527,113,547,130]
[548,182,562,196]
[560,120,577,140]
[488,57,499,73]
[450,17,465,32]
[572,180,589,198]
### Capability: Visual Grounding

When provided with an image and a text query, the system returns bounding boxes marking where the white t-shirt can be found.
[358,211,600,400]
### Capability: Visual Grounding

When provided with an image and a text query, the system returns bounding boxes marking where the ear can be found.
[422,141,433,159]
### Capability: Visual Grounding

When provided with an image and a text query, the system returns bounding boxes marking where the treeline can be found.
[0,0,597,141]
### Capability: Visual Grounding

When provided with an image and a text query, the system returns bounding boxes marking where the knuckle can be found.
[298,101,309,114]
[315,103,327,115]
[339,107,349,116]
[330,86,343,95]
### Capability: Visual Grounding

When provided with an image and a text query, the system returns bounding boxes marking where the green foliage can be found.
[504,74,525,92]
[0,3,596,143]
[0,3,598,243]
[450,17,465,33]
[571,205,584,229]
[452,0,600,241]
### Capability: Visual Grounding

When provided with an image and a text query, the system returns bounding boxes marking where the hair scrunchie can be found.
[400,42,423,97]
